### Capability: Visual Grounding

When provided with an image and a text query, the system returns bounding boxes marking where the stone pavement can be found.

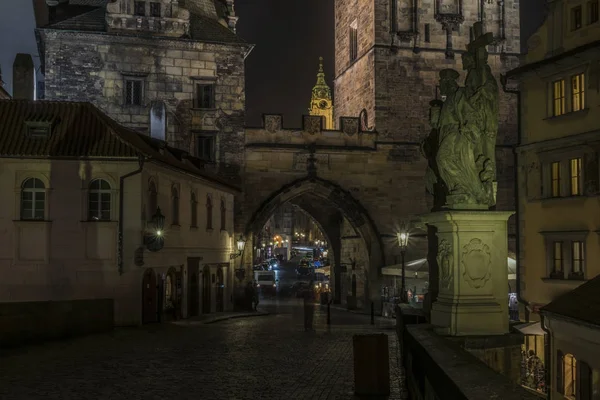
[0,299,406,400]
[173,310,270,325]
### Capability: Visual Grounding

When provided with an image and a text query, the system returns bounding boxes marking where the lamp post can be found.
[144,207,166,252]
[396,231,410,302]
[230,234,246,260]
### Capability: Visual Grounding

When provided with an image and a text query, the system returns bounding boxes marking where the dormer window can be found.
[25,122,52,138]
[150,2,161,17]
[134,1,146,16]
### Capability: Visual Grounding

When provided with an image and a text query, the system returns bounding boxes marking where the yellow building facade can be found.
[308,57,334,130]
[509,0,600,318]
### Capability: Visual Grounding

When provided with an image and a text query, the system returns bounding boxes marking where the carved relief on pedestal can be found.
[303,115,322,135]
[461,238,492,289]
[340,117,359,136]
[437,239,454,290]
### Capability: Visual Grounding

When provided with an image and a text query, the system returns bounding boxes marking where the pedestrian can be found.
[303,280,315,331]
[253,280,260,311]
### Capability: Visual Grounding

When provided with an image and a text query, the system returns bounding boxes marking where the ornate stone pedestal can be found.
[421,210,514,336]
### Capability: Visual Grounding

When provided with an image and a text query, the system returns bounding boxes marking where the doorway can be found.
[216,266,224,312]
[188,258,200,317]
[202,265,211,313]
[142,269,158,324]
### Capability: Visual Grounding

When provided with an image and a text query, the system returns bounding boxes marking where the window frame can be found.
[190,191,198,228]
[570,240,585,277]
[542,231,589,280]
[589,0,599,24]
[551,161,561,197]
[206,195,213,230]
[349,19,358,62]
[571,73,586,112]
[149,2,161,17]
[571,5,583,30]
[123,77,145,106]
[87,179,112,221]
[424,23,431,43]
[569,157,583,196]
[563,353,577,399]
[134,0,146,16]
[196,132,217,162]
[220,198,226,231]
[552,79,566,117]
[20,178,46,221]
[194,83,215,109]
[171,185,180,226]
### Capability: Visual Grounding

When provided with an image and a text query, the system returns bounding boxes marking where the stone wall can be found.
[40,31,247,167]
[0,299,113,348]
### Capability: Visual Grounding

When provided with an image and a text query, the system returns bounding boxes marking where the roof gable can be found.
[541,274,600,327]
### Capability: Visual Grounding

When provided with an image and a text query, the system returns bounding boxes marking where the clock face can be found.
[318,89,326,98]
[318,100,328,109]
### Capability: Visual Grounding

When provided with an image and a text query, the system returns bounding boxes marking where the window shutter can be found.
[583,152,599,195]
[580,360,592,400]
[557,350,565,394]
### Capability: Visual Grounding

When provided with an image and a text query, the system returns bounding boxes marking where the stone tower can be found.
[308,57,334,130]
[35,0,250,169]
[333,0,521,249]
[12,54,35,100]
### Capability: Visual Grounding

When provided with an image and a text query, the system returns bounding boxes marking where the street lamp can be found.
[396,231,410,302]
[144,207,165,252]
[230,234,246,259]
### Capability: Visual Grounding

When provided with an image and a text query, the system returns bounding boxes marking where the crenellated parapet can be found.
[244,114,377,150]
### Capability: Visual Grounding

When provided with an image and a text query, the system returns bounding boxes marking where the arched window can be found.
[148,180,157,217]
[88,179,111,221]
[220,198,226,231]
[171,185,179,225]
[206,195,213,230]
[20,178,45,220]
[190,192,198,227]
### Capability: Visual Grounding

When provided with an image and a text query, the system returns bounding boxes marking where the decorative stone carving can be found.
[421,22,499,210]
[264,114,282,133]
[340,117,359,136]
[293,153,330,171]
[303,115,322,135]
[461,238,492,289]
[437,239,453,290]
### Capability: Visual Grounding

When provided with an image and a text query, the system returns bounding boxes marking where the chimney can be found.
[13,54,35,101]
[32,0,50,27]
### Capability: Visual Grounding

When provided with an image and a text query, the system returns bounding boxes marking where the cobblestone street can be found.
[0,300,405,400]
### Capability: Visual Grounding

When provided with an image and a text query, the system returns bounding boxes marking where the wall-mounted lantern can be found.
[230,234,246,260]
[144,207,165,252]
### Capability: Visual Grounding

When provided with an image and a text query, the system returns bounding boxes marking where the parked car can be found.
[254,271,278,295]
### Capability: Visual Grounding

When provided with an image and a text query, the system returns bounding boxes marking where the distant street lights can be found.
[396,231,410,303]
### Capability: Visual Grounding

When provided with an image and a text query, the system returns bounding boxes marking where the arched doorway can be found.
[244,177,384,303]
[187,258,200,317]
[216,266,224,312]
[142,268,157,324]
[202,265,211,313]
[164,268,177,321]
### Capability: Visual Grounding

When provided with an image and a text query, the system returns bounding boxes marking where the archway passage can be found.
[142,268,158,324]
[243,177,385,308]
[202,265,211,314]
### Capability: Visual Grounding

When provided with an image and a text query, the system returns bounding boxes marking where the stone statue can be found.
[421,22,499,210]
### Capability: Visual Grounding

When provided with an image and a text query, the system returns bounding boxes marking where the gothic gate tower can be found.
[333,0,521,250]
[308,57,334,130]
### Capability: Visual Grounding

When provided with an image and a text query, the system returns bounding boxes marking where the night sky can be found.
[0,0,546,126]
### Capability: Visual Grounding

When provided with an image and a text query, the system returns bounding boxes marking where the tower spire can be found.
[308,57,334,129]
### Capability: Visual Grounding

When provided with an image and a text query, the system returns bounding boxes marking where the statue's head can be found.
[461,52,476,70]
[439,69,460,96]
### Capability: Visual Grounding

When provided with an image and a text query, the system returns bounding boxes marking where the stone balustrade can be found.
[244,114,378,150]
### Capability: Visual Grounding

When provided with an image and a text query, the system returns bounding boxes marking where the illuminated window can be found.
[553,79,565,116]
[589,0,599,24]
[571,241,585,276]
[190,192,198,227]
[551,161,561,197]
[171,186,179,225]
[20,178,45,220]
[552,242,563,274]
[206,195,213,230]
[349,20,358,62]
[88,179,111,221]
[572,73,585,112]
[569,157,582,195]
[563,353,577,399]
[572,6,583,30]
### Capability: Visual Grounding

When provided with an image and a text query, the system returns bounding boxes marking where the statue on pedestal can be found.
[421,22,499,210]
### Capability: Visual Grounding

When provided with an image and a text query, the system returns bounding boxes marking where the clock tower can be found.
[308,57,334,130]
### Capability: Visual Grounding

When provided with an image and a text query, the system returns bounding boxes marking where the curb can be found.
[203,311,270,324]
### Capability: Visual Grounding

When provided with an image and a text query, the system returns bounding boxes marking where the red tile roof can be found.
[0,100,240,192]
